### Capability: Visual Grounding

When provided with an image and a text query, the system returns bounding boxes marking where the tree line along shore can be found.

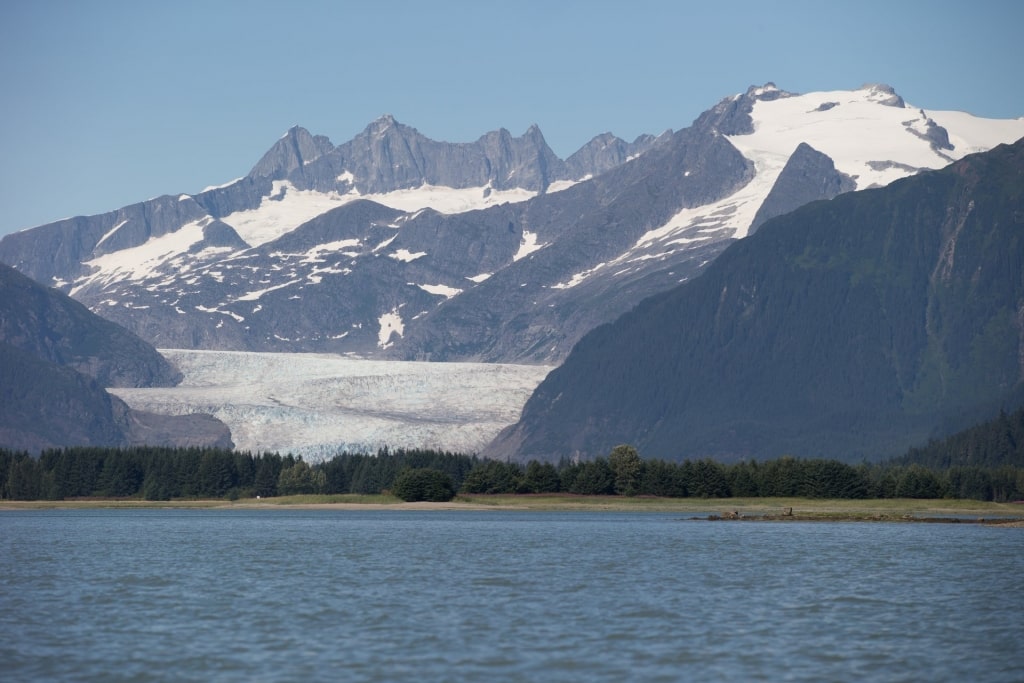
[2,442,1021,504]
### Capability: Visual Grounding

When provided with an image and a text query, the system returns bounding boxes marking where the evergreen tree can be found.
[278,459,317,495]
[392,468,456,502]
[521,460,560,493]
[608,445,642,496]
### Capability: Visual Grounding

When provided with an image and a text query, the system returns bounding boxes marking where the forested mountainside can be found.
[899,405,1024,470]
[489,138,1024,463]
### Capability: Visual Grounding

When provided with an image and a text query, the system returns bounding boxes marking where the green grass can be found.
[3,494,1023,519]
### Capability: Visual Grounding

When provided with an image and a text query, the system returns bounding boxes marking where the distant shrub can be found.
[392,468,456,502]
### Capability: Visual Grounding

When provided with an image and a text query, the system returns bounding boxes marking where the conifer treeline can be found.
[2,444,1022,502]
[0,447,476,502]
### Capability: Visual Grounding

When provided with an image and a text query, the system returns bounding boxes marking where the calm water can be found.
[1,510,1021,682]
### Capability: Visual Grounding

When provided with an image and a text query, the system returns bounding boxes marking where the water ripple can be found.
[1,510,1021,682]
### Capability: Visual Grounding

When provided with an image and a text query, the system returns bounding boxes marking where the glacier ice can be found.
[110,350,552,461]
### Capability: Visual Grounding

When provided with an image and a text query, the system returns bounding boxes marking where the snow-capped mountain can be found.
[2,83,1022,364]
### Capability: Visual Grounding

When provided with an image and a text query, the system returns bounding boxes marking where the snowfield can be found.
[109,350,552,460]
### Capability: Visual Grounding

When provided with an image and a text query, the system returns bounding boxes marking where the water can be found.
[1,510,1021,682]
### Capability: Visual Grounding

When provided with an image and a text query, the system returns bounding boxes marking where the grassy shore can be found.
[2,494,1023,523]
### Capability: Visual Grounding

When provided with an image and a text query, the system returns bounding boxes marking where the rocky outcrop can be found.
[564,131,671,179]
[248,126,335,179]
[750,142,856,232]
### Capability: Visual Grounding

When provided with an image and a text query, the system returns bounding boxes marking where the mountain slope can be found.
[0,343,132,453]
[2,84,1022,365]
[487,138,1024,463]
[0,263,181,387]
[0,263,232,452]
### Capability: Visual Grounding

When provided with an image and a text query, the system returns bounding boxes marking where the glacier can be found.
[109,350,552,461]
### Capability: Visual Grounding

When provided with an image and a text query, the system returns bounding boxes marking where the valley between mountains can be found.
[109,350,551,459]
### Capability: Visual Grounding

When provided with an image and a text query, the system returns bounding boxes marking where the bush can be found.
[392,468,456,502]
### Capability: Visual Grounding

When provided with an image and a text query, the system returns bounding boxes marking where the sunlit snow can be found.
[220,181,350,247]
[72,218,211,294]
[200,177,243,193]
[235,279,301,302]
[95,219,129,249]
[728,86,1024,201]
[389,249,427,262]
[513,230,545,261]
[415,283,462,298]
[378,309,404,348]
[110,350,553,460]
[299,239,361,264]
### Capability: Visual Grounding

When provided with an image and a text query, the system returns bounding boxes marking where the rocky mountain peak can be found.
[248,125,334,179]
[859,83,906,108]
[745,82,794,102]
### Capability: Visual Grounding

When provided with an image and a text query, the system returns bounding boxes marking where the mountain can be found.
[0,264,232,452]
[2,84,1022,365]
[486,138,1024,464]
[0,263,181,387]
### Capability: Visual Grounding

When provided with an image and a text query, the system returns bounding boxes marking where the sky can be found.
[1,0,1022,238]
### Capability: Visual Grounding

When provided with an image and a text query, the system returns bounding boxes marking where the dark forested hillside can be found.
[900,406,1024,470]
[488,138,1024,463]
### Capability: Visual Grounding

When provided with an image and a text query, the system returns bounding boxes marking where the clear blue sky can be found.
[1,0,1021,237]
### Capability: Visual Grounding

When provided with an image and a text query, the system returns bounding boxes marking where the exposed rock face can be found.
[692,82,796,136]
[0,341,234,453]
[749,142,857,232]
[125,411,234,450]
[394,127,756,362]
[248,126,335,179]
[2,83,1020,367]
[564,131,671,179]
[251,115,606,197]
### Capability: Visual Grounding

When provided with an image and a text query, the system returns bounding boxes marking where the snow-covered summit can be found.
[668,82,1024,240]
[3,82,1023,366]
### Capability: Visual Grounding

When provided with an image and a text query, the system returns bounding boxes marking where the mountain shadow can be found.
[0,264,232,452]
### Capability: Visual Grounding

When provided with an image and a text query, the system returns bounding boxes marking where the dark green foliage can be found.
[894,465,944,499]
[900,407,1024,470]
[566,459,614,495]
[685,459,731,498]
[608,444,642,496]
[198,450,238,498]
[6,451,41,500]
[392,468,456,502]
[521,460,560,493]
[3,421,1023,502]
[254,454,282,497]
[799,459,867,499]
[277,459,319,495]
[461,460,523,494]
[639,459,688,497]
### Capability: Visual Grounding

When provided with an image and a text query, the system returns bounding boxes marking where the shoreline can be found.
[2,494,1023,524]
